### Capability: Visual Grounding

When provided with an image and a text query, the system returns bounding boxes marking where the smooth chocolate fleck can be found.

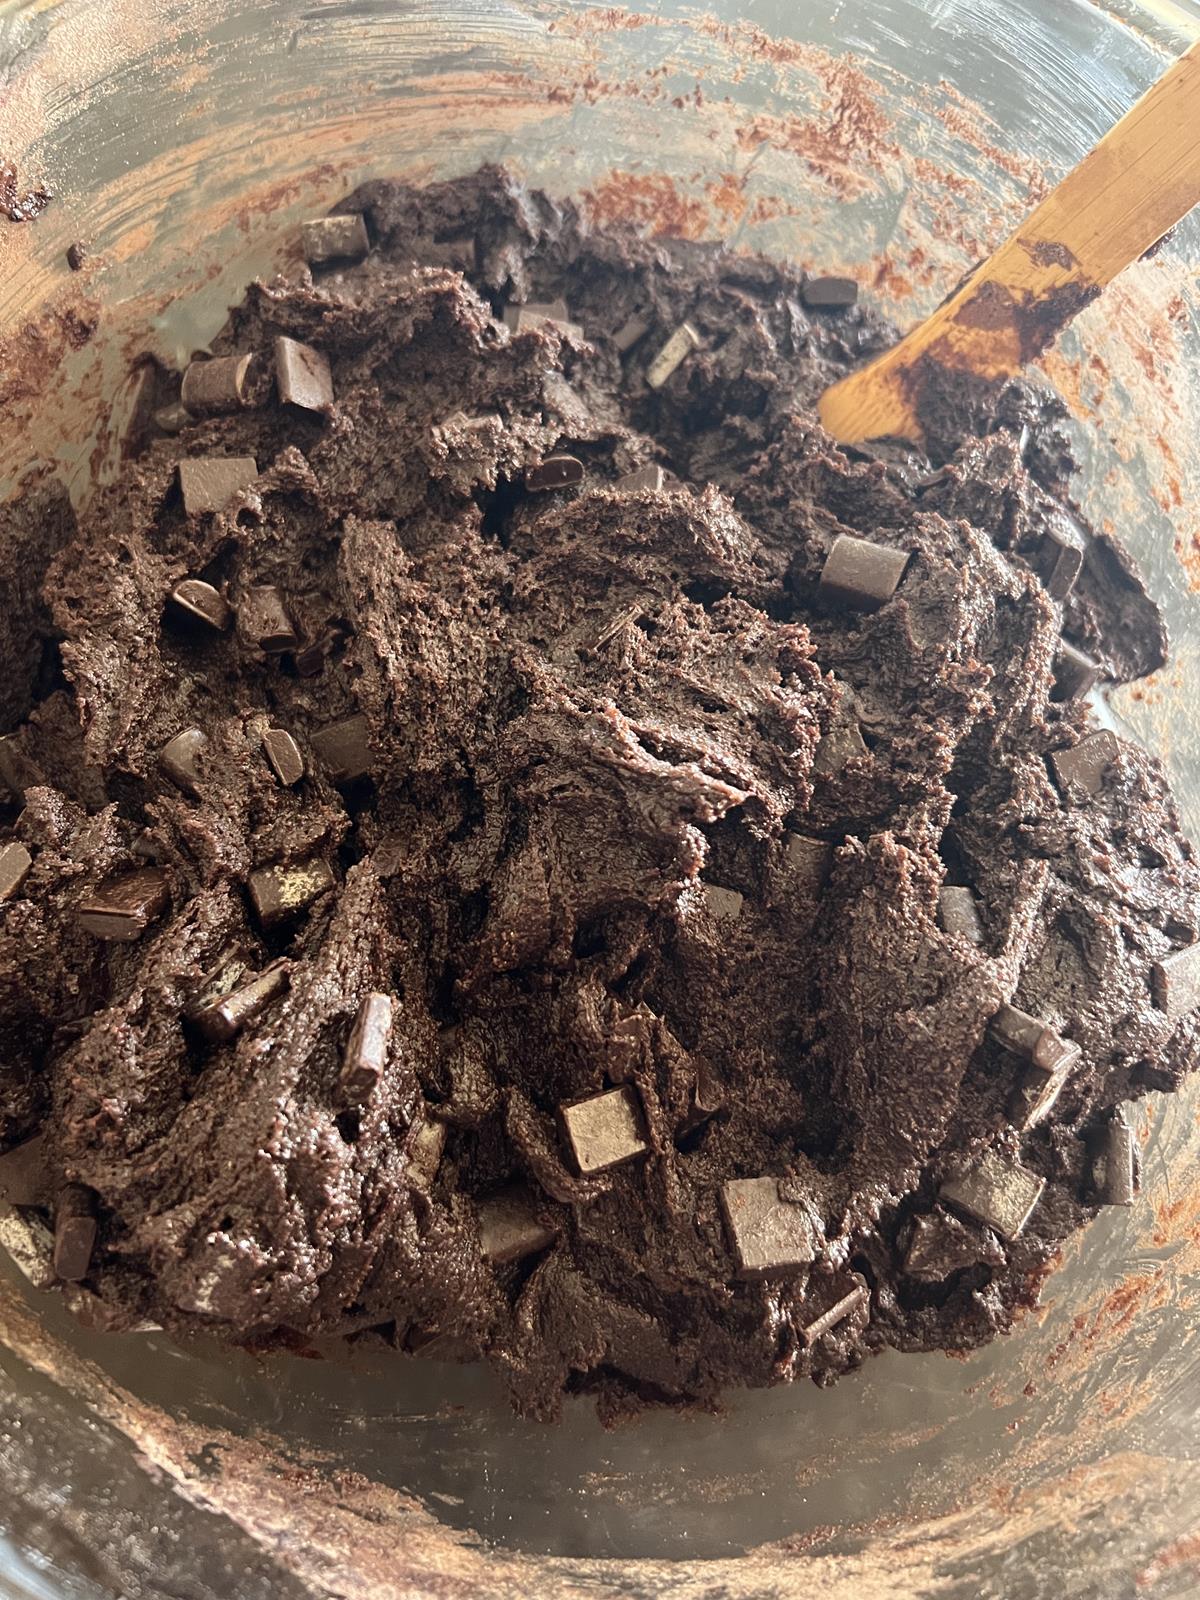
[311,713,373,783]
[340,992,393,1103]
[990,1003,1080,1076]
[181,353,254,416]
[818,533,908,611]
[168,578,233,632]
[645,322,701,390]
[1151,942,1200,1020]
[0,841,33,903]
[560,1086,648,1176]
[262,727,305,786]
[525,455,585,492]
[721,1178,822,1279]
[938,885,984,945]
[275,335,334,412]
[77,868,170,942]
[191,960,290,1046]
[478,1186,557,1265]
[1049,731,1121,798]
[178,457,258,516]
[247,857,336,928]
[940,1149,1045,1241]
[302,212,370,265]
[159,728,208,795]
[801,275,858,308]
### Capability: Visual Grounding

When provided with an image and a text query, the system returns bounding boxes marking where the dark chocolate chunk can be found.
[904,1208,1002,1281]
[293,637,330,677]
[1053,642,1101,702]
[785,833,832,892]
[178,457,259,516]
[191,960,290,1045]
[247,857,336,928]
[990,1003,1080,1076]
[159,728,208,795]
[77,868,170,942]
[616,463,665,493]
[0,1209,55,1288]
[801,275,858,308]
[340,992,393,1103]
[812,716,868,773]
[525,455,585,492]
[0,1132,51,1207]
[478,1185,557,1264]
[154,402,190,434]
[311,713,373,783]
[720,1177,822,1278]
[53,1185,97,1282]
[1040,510,1086,601]
[938,885,984,945]
[703,883,744,921]
[168,578,233,632]
[1151,942,1200,1019]
[818,533,908,611]
[275,334,334,412]
[1049,731,1121,798]
[262,727,305,786]
[560,1086,648,1175]
[799,1282,868,1346]
[940,1149,1045,1241]
[407,1114,446,1188]
[0,841,33,903]
[66,241,87,272]
[612,313,651,354]
[1090,1112,1135,1206]
[301,212,370,265]
[239,586,300,654]
[503,300,581,338]
[0,734,43,798]
[180,353,254,416]
[645,322,700,389]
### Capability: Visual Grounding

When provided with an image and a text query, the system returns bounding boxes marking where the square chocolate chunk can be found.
[615,463,665,493]
[1090,1113,1135,1206]
[1151,942,1200,1019]
[1049,731,1121,798]
[78,868,170,941]
[275,335,334,412]
[940,1148,1045,1240]
[53,1186,98,1282]
[262,728,305,786]
[1053,642,1101,702]
[311,713,373,783]
[181,353,253,416]
[0,841,33,903]
[247,858,336,928]
[178,457,258,516]
[561,1086,648,1176]
[785,833,832,892]
[818,533,908,611]
[168,578,233,632]
[478,1185,557,1265]
[720,1176,821,1278]
[301,213,370,265]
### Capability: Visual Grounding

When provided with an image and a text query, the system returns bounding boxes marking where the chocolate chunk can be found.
[53,1185,97,1282]
[247,857,336,928]
[178,457,259,516]
[1053,642,1101,702]
[262,727,305,786]
[340,992,393,1102]
[812,717,868,774]
[274,334,334,412]
[154,402,190,434]
[720,1177,822,1278]
[799,1282,868,1346]
[904,1208,1002,1281]
[612,313,651,354]
[159,728,208,795]
[239,586,300,654]
[478,1185,557,1265]
[1151,942,1200,1019]
[991,1005,1079,1128]
[180,353,254,416]
[0,734,43,798]
[704,883,744,921]
[191,960,290,1045]
[407,1114,446,1188]
[78,868,170,942]
[1090,1112,1135,1206]
[301,212,370,265]
[311,713,373,783]
[560,1086,649,1175]
[785,833,833,892]
[66,241,87,272]
[0,1132,51,1206]
[1040,511,1086,601]
[525,455,585,492]
[938,885,984,945]
[818,533,909,611]
[407,1327,474,1362]
[1049,731,1120,798]
[0,1209,55,1289]
[168,578,233,632]
[293,637,331,677]
[645,322,701,389]
[615,463,665,493]
[0,841,33,903]
[940,1148,1045,1240]
[503,300,581,338]
[801,275,858,308]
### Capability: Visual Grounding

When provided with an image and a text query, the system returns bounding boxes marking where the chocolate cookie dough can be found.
[1,167,1197,1423]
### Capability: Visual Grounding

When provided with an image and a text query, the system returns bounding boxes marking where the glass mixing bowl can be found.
[3,0,1200,1595]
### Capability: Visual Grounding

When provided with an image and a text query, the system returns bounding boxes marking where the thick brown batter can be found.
[1,167,1198,1422]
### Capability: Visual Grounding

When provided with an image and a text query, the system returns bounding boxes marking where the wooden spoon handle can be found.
[819,41,1200,445]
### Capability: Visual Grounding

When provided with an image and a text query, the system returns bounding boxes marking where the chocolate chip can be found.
[818,533,909,611]
[1040,513,1085,601]
[159,728,208,795]
[904,1208,1002,1281]
[301,212,370,265]
[560,1086,648,1176]
[812,716,868,773]
[477,1185,557,1264]
[940,1148,1045,1240]
[720,1176,822,1278]
[311,713,373,783]
[525,455,585,492]
[78,868,170,941]
[293,637,330,677]
[66,241,87,272]
[275,334,334,412]
[503,300,581,338]
[407,1114,446,1188]
[1090,1112,1135,1206]
[168,578,233,632]
[1151,941,1200,1019]
[938,885,984,945]
[154,402,190,435]
[0,1132,51,1207]
[991,1003,1080,1076]
[0,841,33,903]
[1053,642,1100,702]
[645,322,701,389]
[178,457,259,516]
[703,883,744,921]
[799,1282,868,1346]
[191,960,290,1045]
[262,727,305,786]
[1049,731,1120,797]
[53,1185,97,1282]
[801,275,858,308]
[785,833,832,892]
[341,992,393,1103]
[247,858,336,928]
[615,463,665,493]
[239,586,300,654]
[0,734,43,798]
[180,353,254,416]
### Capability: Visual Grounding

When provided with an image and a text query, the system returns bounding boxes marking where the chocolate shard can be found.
[239,585,300,654]
[720,1177,822,1279]
[178,456,258,516]
[180,353,254,416]
[159,728,208,795]
[274,334,334,412]
[53,1184,98,1282]
[645,322,701,389]
[904,1208,1002,1281]
[1053,642,1101,702]
[1151,942,1200,1020]
[812,716,868,774]
[0,1132,51,1207]
[612,312,651,354]
[615,463,665,493]
[0,734,43,798]
[801,275,858,308]
[477,1184,557,1265]
[78,868,170,942]
[799,1282,869,1347]
[311,713,373,783]
[301,212,370,265]
[0,841,33,903]
[293,637,331,678]
[407,1114,446,1188]
[1090,1112,1136,1206]
[1049,730,1121,798]
[525,455,585,492]
[785,833,833,892]
[818,532,909,611]
[938,885,984,945]
[503,300,582,338]
[340,992,393,1103]
[168,578,233,632]
[191,960,290,1045]
[940,1148,1045,1241]
[560,1085,649,1176]
[262,727,305,786]
[247,857,336,928]
[991,1002,1080,1085]
[1039,509,1086,601]
[703,883,744,921]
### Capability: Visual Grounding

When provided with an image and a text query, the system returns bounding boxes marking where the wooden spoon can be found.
[818,41,1200,445]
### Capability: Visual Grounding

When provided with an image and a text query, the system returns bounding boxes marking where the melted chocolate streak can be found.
[0,167,1196,1424]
